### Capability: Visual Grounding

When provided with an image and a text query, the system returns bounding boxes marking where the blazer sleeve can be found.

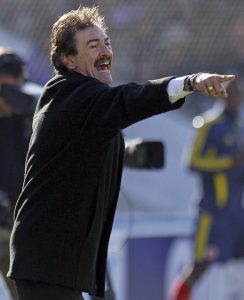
[61,75,185,140]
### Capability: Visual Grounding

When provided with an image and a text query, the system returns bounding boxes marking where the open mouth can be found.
[95,60,110,72]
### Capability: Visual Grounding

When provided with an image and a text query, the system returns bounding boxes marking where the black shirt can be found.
[0,85,35,214]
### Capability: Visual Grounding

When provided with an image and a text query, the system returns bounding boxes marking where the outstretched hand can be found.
[193,73,235,98]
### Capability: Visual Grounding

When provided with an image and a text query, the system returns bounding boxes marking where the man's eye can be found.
[90,44,97,49]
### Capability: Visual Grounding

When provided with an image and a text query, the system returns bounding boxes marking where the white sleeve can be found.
[167,76,193,103]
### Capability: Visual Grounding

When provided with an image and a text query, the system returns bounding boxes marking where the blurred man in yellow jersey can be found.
[170,81,244,300]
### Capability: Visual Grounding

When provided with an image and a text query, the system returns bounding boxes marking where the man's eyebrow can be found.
[86,37,110,45]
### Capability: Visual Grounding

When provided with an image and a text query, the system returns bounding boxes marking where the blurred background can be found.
[1,0,244,86]
[1,0,244,300]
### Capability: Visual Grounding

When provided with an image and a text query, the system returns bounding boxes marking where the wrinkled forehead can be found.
[74,26,109,47]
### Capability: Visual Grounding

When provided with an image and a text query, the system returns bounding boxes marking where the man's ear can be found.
[60,54,76,71]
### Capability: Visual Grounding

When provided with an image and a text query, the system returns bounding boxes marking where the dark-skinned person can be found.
[170,80,244,300]
[7,6,235,300]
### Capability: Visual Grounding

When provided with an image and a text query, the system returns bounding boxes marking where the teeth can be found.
[96,63,110,72]
[99,61,109,65]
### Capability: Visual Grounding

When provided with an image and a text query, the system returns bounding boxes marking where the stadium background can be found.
[1,0,244,86]
[1,1,244,300]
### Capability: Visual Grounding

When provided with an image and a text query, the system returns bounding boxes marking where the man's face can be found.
[224,84,242,118]
[0,74,24,86]
[65,26,113,85]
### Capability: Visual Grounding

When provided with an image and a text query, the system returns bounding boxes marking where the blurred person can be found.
[7,6,235,300]
[0,48,36,217]
[170,80,244,300]
[0,48,37,300]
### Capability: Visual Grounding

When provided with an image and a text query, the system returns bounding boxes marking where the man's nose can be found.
[100,44,112,56]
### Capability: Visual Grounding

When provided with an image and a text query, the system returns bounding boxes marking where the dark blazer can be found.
[8,70,184,297]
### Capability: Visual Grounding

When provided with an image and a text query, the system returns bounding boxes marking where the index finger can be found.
[220,74,236,82]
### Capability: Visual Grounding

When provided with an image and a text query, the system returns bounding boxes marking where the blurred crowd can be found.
[1,0,244,88]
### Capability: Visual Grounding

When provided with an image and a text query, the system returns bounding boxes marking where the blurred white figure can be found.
[0,272,12,300]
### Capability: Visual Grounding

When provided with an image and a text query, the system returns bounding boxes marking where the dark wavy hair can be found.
[50,6,107,72]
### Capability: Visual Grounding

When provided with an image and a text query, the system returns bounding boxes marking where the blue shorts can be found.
[194,209,244,262]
